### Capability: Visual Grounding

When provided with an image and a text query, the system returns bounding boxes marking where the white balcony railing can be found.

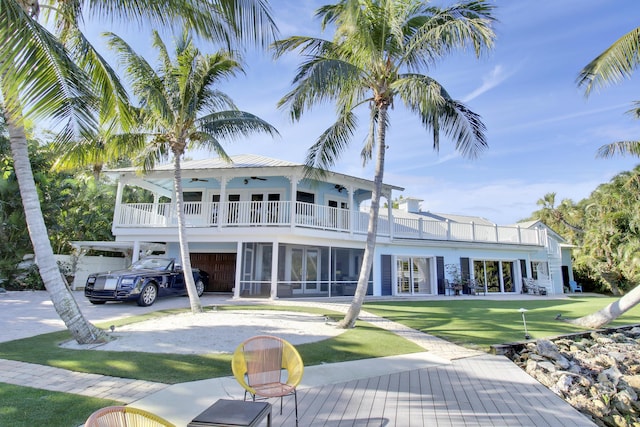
[115,201,545,246]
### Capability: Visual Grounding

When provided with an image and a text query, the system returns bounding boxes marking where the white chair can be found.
[569,280,583,293]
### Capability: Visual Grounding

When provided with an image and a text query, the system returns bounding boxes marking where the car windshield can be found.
[130,258,172,271]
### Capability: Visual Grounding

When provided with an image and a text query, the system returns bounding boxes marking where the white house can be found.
[105,154,573,298]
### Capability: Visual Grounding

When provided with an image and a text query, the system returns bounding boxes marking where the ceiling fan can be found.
[190,178,208,182]
[250,176,267,181]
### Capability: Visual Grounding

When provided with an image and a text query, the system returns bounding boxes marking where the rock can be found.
[609,413,631,427]
[603,365,624,386]
[537,361,558,373]
[552,374,573,394]
[623,375,640,390]
[536,338,571,369]
[505,325,640,425]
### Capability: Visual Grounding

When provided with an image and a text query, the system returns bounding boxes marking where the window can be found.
[473,259,516,293]
[396,257,432,295]
[183,191,202,215]
[296,191,314,204]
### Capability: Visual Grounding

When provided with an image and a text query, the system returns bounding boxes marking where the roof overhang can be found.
[70,241,166,255]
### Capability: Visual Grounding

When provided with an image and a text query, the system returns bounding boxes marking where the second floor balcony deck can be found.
[115,200,546,246]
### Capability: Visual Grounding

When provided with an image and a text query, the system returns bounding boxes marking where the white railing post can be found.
[494,224,499,242]
[113,181,124,229]
[471,221,476,241]
[418,217,423,239]
[517,225,522,244]
[446,219,451,240]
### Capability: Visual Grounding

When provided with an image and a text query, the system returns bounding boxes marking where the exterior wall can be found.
[136,228,567,298]
[56,255,127,290]
[373,242,551,297]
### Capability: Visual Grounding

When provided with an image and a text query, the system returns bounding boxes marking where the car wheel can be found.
[137,283,157,307]
[89,300,106,305]
[195,279,205,297]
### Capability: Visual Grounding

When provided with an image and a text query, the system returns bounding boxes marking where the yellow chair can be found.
[84,405,175,427]
[232,335,304,427]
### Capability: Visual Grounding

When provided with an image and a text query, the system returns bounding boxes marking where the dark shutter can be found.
[460,257,470,280]
[436,256,445,295]
[460,257,470,294]
[381,255,392,296]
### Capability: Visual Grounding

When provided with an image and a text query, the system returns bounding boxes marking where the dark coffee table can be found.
[187,399,272,427]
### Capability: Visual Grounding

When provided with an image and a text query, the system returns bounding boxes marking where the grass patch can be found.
[0,382,119,427]
[363,296,640,351]
[0,305,423,384]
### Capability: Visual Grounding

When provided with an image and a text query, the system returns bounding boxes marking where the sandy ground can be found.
[0,291,346,354]
[61,309,345,354]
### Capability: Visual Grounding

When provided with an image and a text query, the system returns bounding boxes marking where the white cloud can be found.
[388,175,620,225]
[462,64,515,103]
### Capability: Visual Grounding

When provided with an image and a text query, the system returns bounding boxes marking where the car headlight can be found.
[87,277,96,284]
[120,278,135,285]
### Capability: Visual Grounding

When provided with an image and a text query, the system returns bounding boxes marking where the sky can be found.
[87,0,640,225]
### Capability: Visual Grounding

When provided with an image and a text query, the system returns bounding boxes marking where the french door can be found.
[290,248,320,294]
[396,257,432,295]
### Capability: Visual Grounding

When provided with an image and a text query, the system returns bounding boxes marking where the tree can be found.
[577,25,640,158]
[0,0,276,343]
[274,0,495,328]
[106,30,278,313]
[558,168,640,327]
[530,192,583,243]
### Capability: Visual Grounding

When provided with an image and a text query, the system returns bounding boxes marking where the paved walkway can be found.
[0,291,596,426]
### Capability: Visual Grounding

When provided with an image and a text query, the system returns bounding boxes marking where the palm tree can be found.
[577,26,640,158]
[0,0,276,343]
[274,0,495,328]
[106,30,278,313]
[566,168,640,328]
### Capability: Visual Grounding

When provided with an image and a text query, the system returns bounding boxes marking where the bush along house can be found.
[107,154,574,299]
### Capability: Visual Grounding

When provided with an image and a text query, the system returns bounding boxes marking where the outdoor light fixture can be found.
[518,308,530,340]
[334,184,346,193]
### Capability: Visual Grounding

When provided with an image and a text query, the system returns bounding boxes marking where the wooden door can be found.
[191,253,236,293]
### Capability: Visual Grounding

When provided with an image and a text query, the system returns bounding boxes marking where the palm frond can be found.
[86,0,278,48]
[104,32,172,127]
[596,141,640,158]
[0,0,97,142]
[107,132,151,161]
[578,26,640,96]
[278,57,363,121]
[629,100,640,119]
[197,110,279,143]
[66,27,134,129]
[359,105,390,166]
[439,98,487,159]
[403,1,496,70]
[304,110,358,178]
[188,131,232,163]
[396,73,487,158]
[133,135,171,172]
[272,36,334,59]
[361,106,378,165]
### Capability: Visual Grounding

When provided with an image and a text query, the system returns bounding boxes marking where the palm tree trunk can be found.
[565,284,640,329]
[4,109,109,344]
[173,152,203,313]
[339,105,388,328]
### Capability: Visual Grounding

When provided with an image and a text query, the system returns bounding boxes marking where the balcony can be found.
[115,201,545,246]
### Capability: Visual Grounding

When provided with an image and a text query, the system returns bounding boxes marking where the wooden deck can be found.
[267,354,594,427]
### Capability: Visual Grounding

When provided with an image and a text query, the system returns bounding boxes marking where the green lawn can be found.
[363,296,640,351]
[0,382,119,427]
